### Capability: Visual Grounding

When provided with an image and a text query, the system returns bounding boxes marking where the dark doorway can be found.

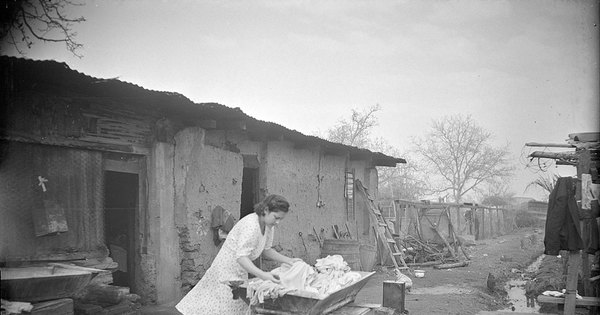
[240,167,259,218]
[104,171,137,288]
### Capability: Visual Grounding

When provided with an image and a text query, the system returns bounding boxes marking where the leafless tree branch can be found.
[327,104,381,148]
[413,114,514,203]
[327,106,427,200]
[1,0,85,57]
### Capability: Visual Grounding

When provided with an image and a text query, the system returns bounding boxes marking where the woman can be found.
[176,195,302,314]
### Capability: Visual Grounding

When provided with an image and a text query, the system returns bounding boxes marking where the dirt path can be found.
[354,228,545,315]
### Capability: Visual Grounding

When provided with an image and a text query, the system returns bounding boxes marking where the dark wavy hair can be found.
[254,195,290,216]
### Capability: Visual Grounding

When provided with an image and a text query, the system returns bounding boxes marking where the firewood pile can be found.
[397,234,461,265]
[70,257,118,286]
[70,257,141,315]
[74,284,141,315]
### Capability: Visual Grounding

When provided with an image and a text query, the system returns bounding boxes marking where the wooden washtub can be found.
[1,263,102,302]
[230,271,375,315]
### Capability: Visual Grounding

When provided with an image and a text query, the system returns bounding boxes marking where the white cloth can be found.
[1,299,33,314]
[582,174,593,209]
[542,289,582,299]
[176,213,274,315]
[271,261,314,291]
[246,278,295,305]
[271,258,361,297]
[218,229,229,240]
[314,255,350,274]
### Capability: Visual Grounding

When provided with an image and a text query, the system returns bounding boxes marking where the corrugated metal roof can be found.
[1,56,405,166]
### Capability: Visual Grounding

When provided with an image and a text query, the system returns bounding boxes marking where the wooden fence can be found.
[379,199,517,242]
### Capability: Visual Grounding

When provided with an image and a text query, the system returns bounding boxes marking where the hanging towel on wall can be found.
[211,206,236,246]
[544,177,583,255]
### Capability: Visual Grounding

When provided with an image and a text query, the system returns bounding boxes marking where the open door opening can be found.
[104,171,138,288]
[240,167,259,219]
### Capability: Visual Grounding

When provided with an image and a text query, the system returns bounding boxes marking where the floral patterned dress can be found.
[176,213,274,315]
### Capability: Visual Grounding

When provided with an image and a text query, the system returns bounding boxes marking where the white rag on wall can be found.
[582,174,593,210]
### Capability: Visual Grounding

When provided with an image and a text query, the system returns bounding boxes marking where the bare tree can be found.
[413,114,514,203]
[327,104,381,148]
[1,0,85,57]
[373,138,427,200]
[378,160,428,201]
[326,106,427,200]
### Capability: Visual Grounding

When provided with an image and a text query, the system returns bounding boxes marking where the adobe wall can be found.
[167,129,381,300]
[262,141,378,266]
[173,127,243,294]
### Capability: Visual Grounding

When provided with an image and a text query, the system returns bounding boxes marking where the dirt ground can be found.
[354,227,545,315]
[142,228,544,314]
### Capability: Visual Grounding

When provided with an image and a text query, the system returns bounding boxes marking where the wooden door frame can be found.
[103,156,147,293]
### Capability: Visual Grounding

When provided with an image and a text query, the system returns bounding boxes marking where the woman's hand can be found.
[261,271,281,284]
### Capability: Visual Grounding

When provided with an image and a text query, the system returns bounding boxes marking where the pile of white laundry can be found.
[305,255,362,296]
[247,255,363,305]
[246,279,295,305]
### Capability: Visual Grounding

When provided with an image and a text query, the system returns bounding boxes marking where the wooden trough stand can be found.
[229,272,407,315]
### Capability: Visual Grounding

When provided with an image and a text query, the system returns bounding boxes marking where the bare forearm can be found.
[237,256,268,279]
[262,248,293,264]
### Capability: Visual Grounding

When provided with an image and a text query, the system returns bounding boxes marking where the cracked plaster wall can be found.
[174,127,243,294]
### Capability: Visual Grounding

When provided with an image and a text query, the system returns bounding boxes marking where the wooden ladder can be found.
[355,179,408,271]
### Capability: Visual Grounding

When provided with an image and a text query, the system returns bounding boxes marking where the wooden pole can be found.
[577,150,592,297]
[557,160,578,166]
[488,208,494,237]
[394,201,400,235]
[564,251,581,315]
[481,209,486,239]
[415,208,423,240]
[525,142,576,148]
[456,207,461,235]
[496,209,501,236]
[565,148,591,315]
[444,209,470,261]
[529,151,578,160]
[425,215,457,260]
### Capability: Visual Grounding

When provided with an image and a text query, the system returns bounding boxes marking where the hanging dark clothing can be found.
[544,177,583,256]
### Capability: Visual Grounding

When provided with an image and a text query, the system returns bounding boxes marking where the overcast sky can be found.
[3,0,599,201]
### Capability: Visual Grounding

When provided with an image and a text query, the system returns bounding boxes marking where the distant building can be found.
[511,196,536,206]
[514,199,548,222]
